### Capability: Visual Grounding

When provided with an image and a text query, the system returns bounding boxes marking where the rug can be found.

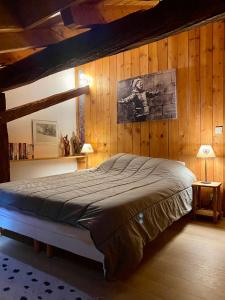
[0,252,94,300]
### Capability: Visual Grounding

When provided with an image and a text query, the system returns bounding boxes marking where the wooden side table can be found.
[192,181,222,223]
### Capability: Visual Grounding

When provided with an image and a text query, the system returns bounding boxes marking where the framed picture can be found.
[117,69,177,123]
[32,120,58,145]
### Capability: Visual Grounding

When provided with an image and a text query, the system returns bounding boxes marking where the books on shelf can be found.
[8,143,34,160]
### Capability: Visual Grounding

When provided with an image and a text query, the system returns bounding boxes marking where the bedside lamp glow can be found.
[81,143,93,168]
[81,143,93,154]
[197,145,216,184]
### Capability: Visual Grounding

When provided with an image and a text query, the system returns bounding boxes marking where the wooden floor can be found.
[1,216,225,300]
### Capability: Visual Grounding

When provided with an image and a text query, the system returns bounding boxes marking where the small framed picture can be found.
[32,120,58,145]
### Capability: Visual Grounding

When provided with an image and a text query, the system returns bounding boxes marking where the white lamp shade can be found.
[81,143,94,154]
[197,145,216,158]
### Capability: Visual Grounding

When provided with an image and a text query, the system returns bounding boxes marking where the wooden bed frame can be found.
[0,207,104,265]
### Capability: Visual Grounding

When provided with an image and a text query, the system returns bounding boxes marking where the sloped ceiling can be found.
[0,0,224,91]
[0,0,158,66]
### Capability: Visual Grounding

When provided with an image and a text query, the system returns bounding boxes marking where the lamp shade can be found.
[81,143,94,154]
[197,145,216,158]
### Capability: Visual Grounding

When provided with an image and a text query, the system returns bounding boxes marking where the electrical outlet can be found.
[215,126,223,135]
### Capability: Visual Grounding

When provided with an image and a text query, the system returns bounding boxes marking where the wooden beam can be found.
[0,1,22,32]
[61,7,75,27]
[0,48,43,67]
[14,0,89,29]
[0,25,82,53]
[0,0,225,91]
[0,86,89,123]
[61,3,157,28]
[0,93,10,183]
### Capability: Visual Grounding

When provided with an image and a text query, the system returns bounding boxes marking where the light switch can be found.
[215,126,223,135]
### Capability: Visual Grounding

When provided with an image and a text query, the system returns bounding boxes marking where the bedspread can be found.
[0,153,196,279]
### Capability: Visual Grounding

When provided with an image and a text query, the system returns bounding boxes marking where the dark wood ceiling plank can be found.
[14,0,87,29]
[61,3,157,28]
[0,0,22,32]
[0,86,89,123]
[0,48,43,67]
[0,26,82,53]
[0,0,224,91]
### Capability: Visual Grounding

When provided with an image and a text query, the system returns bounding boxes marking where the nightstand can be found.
[192,181,222,223]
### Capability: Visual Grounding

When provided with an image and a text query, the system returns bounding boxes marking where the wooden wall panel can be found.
[109,55,117,156]
[188,28,201,180]
[75,20,225,209]
[139,45,150,157]
[131,48,141,155]
[200,23,214,182]
[168,34,179,160]
[123,51,133,153]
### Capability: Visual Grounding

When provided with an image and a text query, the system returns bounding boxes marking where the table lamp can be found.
[197,145,216,184]
[81,143,94,168]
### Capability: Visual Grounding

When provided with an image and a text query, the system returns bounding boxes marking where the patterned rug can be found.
[0,252,93,300]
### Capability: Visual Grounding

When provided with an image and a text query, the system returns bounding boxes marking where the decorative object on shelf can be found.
[117,69,177,123]
[197,145,216,184]
[32,120,58,144]
[81,143,94,168]
[8,143,34,160]
[63,135,70,156]
[72,133,82,154]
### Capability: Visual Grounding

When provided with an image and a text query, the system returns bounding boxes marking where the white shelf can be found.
[10,155,86,162]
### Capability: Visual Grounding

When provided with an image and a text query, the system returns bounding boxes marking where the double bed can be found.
[0,153,195,279]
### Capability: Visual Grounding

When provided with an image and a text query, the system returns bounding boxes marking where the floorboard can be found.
[1,216,225,300]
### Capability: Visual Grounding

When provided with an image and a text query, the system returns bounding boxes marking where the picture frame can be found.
[117,69,177,123]
[32,120,58,145]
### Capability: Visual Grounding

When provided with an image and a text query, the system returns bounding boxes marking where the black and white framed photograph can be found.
[117,69,177,123]
[32,120,58,144]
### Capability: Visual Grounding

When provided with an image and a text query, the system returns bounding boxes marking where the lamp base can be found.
[200,181,211,184]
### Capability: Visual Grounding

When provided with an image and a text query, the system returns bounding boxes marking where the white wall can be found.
[5,68,78,180]
[10,158,77,181]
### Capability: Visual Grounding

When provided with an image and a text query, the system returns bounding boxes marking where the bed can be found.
[0,153,195,279]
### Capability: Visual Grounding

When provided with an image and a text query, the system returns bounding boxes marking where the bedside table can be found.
[192,181,222,223]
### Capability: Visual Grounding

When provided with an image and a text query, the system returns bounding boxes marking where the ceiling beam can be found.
[0,0,224,92]
[0,1,22,32]
[62,3,155,28]
[0,86,89,123]
[7,0,88,30]
[0,25,84,53]
[0,48,43,67]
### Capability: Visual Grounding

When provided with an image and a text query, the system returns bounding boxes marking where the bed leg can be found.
[46,244,54,258]
[33,240,41,253]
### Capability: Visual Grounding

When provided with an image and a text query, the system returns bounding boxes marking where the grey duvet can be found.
[0,153,195,279]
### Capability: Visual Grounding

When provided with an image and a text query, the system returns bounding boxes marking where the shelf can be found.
[10,155,86,162]
[192,181,222,188]
[195,209,220,218]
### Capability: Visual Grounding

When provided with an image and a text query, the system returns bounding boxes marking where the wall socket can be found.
[215,126,223,135]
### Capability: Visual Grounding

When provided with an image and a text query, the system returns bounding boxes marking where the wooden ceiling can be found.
[0,0,224,92]
[0,0,159,67]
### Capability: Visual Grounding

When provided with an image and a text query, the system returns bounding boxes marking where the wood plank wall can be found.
[75,20,225,208]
